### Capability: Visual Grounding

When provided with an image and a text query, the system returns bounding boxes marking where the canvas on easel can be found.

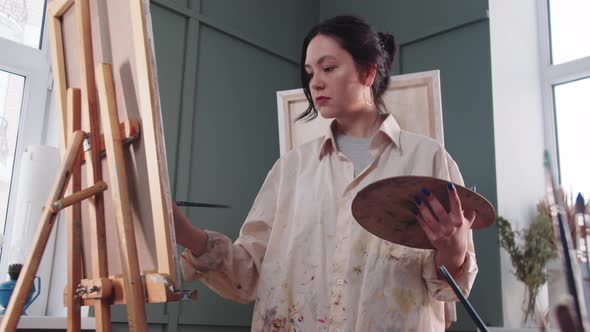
[47,0,178,284]
[276,70,444,154]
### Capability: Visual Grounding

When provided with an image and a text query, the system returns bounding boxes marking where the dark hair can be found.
[297,15,397,121]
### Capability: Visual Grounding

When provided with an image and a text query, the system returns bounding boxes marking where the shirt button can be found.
[337,279,344,285]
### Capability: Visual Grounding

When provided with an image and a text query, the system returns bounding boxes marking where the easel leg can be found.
[66,88,82,332]
[96,63,148,331]
[74,0,112,328]
[0,131,86,331]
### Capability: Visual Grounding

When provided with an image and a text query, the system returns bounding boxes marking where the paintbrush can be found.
[544,151,587,331]
[576,194,590,280]
[175,201,230,209]
[438,265,488,332]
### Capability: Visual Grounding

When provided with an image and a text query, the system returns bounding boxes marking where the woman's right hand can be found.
[172,202,209,257]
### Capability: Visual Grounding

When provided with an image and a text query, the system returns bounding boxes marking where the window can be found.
[0,0,54,317]
[0,0,50,239]
[553,78,590,197]
[547,0,590,65]
[538,0,590,198]
[0,70,25,232]
[0,0,46,49]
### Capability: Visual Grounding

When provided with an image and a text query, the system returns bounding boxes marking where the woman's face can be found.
[304,34,368,119]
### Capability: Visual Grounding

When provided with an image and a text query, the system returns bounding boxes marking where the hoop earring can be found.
[363,86,374,106]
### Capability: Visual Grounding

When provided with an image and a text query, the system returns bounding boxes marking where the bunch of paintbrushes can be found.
[544,151,589,332]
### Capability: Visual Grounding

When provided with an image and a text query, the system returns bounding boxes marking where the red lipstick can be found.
[315,96,330,106]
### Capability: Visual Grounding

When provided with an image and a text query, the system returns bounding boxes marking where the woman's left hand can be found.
[414,182,476,275]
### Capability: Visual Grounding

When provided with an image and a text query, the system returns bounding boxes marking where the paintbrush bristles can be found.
[576,193,585,214]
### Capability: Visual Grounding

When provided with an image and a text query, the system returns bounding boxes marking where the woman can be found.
[175,15,477,331]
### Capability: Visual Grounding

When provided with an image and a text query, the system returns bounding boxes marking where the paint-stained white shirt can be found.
[181,114,478,331]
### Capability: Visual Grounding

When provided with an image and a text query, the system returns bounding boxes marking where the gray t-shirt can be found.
[335,134,373,177]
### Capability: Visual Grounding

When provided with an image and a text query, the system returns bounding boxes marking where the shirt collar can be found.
[319,113,401,159]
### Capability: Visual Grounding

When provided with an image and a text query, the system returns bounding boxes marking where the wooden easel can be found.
[0,1,196,331]
[0,67,195,332]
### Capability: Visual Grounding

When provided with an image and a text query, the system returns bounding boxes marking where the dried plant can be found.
[497,208,557,324]
[498,192,589,325]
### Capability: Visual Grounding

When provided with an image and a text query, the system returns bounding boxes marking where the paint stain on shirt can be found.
[390,288,416,315]
[261,307,278,329]
[353,240,367,257]
[353,265,363,274]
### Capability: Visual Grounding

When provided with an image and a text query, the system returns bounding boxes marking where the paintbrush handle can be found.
[175,201,230,208]
[438,265,488,332]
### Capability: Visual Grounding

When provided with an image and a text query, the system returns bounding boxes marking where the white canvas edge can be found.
[276,88,306,156]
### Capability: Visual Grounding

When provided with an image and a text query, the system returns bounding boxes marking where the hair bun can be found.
[378,32,397,68]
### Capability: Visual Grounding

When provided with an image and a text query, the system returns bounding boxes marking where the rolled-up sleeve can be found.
[180,160,281,303]
[421,248,478,301]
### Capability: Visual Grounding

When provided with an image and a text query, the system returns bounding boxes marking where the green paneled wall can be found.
[103,1,501,331]
[320,0,488,44]
[199,0,317,61]
[112,323,167,332]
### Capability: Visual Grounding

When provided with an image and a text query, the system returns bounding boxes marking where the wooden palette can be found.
[351,176,495,249]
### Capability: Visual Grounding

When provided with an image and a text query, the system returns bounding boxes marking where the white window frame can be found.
[537,0,590,177]
[0,8,55,317]
[0,30,52,235]
[0,6,94,324]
